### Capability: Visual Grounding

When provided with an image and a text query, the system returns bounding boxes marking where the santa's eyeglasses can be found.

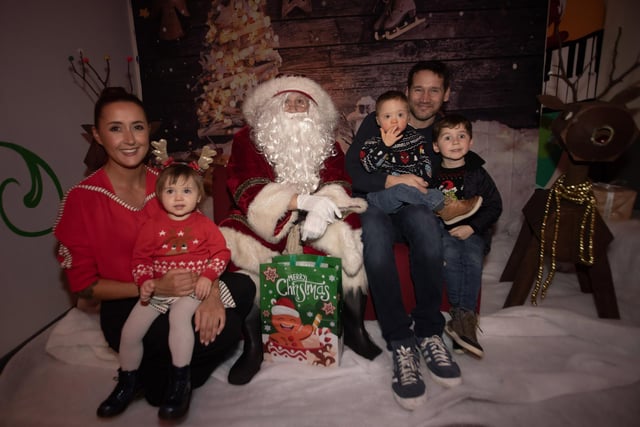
[283,93,311,113]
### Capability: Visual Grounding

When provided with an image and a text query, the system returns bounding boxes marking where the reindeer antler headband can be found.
[151,139,216,174]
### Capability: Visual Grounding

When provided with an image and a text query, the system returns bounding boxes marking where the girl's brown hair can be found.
[155,163,205,202]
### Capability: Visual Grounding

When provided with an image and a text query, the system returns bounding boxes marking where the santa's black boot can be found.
[158,365,192,420]
[96,369,142,417]
[228,304,263,385]
[343,288,382,360]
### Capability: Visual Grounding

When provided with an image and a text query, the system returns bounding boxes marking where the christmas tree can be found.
[196,0,282,139]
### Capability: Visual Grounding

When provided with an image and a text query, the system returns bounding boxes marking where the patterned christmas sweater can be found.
[359,127,433,184]
[131,211,231,286]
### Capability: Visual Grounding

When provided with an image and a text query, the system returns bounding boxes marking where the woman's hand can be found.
[75,296,101,313]
[153,269,197,297]
[194,285,226,345]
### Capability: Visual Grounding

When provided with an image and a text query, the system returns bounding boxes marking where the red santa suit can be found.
[218,75,381,362]
[218,77,368,297]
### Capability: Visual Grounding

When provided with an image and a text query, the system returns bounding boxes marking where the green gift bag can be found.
[259,254,343,367]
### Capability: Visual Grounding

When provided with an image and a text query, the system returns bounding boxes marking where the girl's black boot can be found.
[96,369,141,417]
[158,365,192,419]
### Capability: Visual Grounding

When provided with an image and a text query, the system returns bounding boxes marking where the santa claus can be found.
[221,76,382,385]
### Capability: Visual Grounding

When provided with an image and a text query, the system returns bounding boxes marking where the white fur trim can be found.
[310,221,364,277]
[314,184,368,214]
[342,265,367,293]
[220,227,278,277]
[247,182,299,244]
[220,228,278,304]
[243,76,338,130]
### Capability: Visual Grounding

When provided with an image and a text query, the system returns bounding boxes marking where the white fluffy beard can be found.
[254,107,334,194]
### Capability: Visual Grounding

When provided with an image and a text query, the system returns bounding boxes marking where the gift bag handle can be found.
[287,254,325,268]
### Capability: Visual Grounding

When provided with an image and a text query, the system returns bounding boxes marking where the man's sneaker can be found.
[436,195,483,225]
[417,335,462,388]
[390,337,427,410]
[445,308,484,358]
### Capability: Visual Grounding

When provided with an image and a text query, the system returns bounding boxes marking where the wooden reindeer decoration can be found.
[501,29,639,318]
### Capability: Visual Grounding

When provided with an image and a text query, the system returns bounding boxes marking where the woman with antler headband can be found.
[53,87,255,420]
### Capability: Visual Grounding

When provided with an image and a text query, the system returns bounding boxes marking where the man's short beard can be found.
[253,104,335,194]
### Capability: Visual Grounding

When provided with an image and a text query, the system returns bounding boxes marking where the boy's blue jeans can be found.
[442,231,485,312]
[366,184,445,214]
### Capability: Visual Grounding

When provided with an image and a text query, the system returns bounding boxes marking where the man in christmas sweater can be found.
[220,76,382,384]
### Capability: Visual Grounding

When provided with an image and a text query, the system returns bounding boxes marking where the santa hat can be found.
[271,297,300,318]
[242,75,338,131]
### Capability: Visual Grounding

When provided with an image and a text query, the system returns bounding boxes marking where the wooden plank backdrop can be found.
[131,0,548,152]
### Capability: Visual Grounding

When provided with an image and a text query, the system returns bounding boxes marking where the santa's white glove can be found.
[301,211,330,241]
[297,194,342,223]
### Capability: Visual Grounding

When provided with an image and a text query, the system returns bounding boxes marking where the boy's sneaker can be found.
[461,310,484,357]
[445,309,464,354]
[417,335,462,388]
[436,195,483,225]
[445,308,466,354]
[390,337,427,410]
[445,309,484,358]
[451,340,465,355]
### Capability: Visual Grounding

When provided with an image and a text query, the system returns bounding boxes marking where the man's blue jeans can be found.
[360,203,445,344]
[442,231,485,311]
[366,184,445,214]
